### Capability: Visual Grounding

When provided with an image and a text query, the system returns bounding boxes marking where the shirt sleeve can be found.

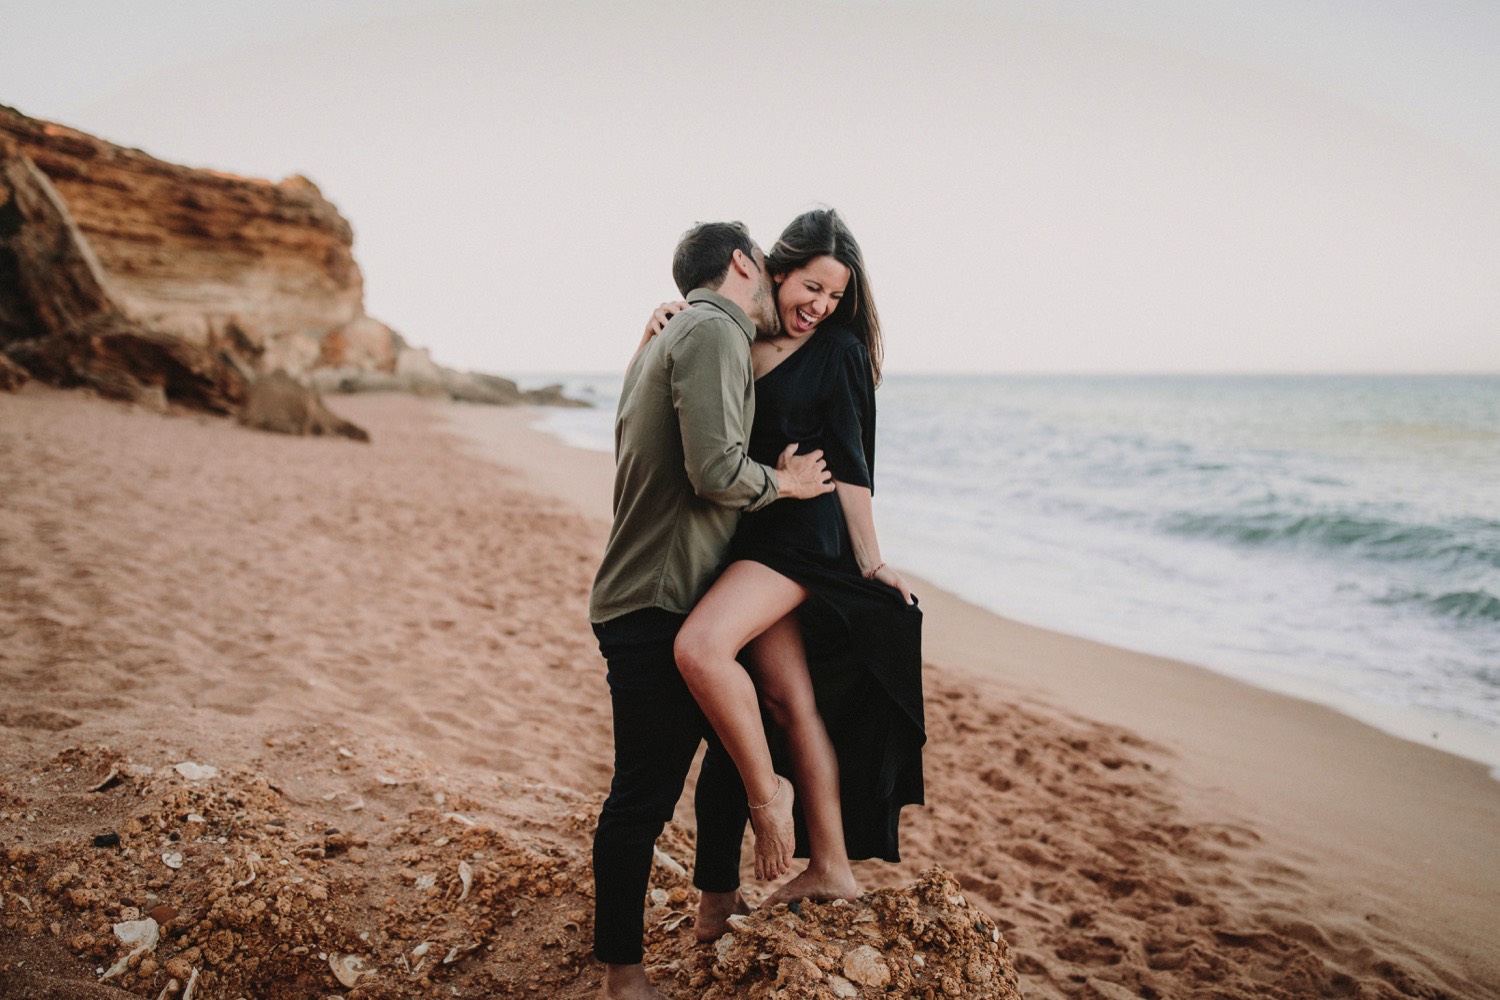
[821,339,876,491]
[669,318,780,511]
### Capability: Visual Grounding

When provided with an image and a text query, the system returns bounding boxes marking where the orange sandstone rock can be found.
[0,104,377,376]
[0,104,582,423]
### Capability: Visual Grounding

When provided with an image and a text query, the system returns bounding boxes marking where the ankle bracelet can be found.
[748,776,785,811]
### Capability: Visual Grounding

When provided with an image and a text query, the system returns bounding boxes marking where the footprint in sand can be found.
[0,706,81,731]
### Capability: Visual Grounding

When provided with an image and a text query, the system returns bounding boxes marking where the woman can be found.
[645,209,925,905]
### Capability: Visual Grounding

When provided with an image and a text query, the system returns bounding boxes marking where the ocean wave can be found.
[1158,508,1500,570]
[1374,588,1500,624]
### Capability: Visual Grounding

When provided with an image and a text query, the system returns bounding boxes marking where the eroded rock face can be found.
[0,104,404,426]
[0,138,120,343]
[0,105,581,422]
[5,315,246,414]
[0,105,373,374]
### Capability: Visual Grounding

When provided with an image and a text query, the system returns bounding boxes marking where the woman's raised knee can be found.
[673,625,721,683]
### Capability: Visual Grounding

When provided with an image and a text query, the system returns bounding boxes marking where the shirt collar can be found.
[687,288,756,343]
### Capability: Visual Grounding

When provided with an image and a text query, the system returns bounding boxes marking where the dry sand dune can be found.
[2,386,1496,998]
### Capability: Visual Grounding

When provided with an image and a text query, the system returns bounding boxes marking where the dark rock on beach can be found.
[239,369,369,441]
[0,352,28,391]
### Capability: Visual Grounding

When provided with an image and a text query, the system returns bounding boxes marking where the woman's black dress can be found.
[729,324,925,863]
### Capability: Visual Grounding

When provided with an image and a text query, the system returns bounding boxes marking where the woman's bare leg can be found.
[744,614,859,903]
[674,561,806,881]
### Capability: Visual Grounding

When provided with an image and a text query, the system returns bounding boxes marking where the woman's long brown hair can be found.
[766,208,884,386]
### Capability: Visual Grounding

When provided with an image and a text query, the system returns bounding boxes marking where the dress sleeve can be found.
[821,339,876,491]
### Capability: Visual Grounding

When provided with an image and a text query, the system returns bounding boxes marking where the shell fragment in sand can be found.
[457,860,474,902]
[101,917,159,980]
[329,953,372,988]
[232,854,259,888]
[161,852,184,870]
[173,762,219,781]
[652,846,687,877]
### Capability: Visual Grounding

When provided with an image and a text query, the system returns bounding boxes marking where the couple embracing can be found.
[588,209,926,1000]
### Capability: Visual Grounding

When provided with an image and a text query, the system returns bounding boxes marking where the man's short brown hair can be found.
[671,221,757,296]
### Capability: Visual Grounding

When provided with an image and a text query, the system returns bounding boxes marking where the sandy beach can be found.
[2,386,1497,998]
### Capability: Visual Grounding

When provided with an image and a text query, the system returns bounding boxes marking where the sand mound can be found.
[0,740,599,998]
[0,743,1018,999]
[694,869,1020,998]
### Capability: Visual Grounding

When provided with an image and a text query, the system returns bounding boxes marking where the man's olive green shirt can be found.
[589,289,780,622]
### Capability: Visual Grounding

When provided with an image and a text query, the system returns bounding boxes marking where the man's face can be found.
[747,246,782,338]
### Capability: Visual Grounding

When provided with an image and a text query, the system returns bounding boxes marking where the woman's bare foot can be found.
[694,889,752,943]
[766,862,859,906]
[748,775,796,881]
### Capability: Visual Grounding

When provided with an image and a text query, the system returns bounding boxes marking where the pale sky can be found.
[3,0,1498,375]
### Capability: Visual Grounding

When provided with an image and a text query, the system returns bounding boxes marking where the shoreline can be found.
[444,400,1500,987]
[514,397,1500,778]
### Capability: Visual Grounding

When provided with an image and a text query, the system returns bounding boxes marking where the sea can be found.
[522,373,1500,774]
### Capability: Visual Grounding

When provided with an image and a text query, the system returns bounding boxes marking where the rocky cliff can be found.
[0,104,576,422]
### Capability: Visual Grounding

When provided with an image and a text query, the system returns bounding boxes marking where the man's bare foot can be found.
[598,963,666,1000]
[766,862,859,906]
[748,775,796,881]
[694,889,752,943]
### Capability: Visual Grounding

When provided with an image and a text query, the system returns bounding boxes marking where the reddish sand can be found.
[2,386,1497,998]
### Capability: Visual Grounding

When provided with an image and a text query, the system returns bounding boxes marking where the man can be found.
[589,221,834,1000]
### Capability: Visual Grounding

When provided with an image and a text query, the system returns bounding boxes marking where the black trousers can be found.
[591,607,748,965]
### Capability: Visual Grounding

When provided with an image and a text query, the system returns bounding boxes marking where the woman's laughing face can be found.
[775,255,851,339]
